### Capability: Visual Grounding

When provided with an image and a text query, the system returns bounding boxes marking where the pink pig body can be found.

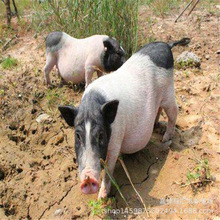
[44,32,126,87]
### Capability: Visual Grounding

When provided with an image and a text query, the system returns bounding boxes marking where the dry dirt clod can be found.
[36,113,52,123]
[54,209,63,216]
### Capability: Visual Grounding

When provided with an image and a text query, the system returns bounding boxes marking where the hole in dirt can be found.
[16,168,23,173]
[0,168,5,180]
[4,203,16,216]
[32,129,37,135]
[43,155,50,160]
[41,140,46,145]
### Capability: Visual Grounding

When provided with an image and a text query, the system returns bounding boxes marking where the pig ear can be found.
[58,106,78,127]
[103,39,114,52]
[101,100,119,124]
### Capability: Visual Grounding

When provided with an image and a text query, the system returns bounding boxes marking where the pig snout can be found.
[80,169,100,194]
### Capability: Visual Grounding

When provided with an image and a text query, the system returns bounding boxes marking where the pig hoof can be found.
[161,140,172,148]
[162,132,173,143]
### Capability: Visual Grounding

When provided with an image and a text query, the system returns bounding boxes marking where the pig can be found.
[44,32,126,87]
[58,38,190,198]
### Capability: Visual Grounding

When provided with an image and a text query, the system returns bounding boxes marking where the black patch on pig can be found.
[59,90,119,172]
[137,42,174,69]
[101,37,126,72]
[46,31,63,48]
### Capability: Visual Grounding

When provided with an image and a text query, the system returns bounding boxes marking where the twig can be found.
[100,159,129,207]
[2,36,16,51]
[188,0,200,16]
[118,157,148,214]
[175,0,193,23]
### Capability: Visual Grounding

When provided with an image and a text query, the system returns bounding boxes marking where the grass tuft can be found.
[31,0,139,56]
[1,57,18,69]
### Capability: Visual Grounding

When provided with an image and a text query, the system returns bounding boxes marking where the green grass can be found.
[140,0,181,16]
[1,57,18,69]
[31,0,139,56]
[89,198,114,217]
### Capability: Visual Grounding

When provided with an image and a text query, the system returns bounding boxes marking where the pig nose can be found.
[80,178,99,194]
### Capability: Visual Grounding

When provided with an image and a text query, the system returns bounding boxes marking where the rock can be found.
[216,50,220,54]
[36,113,52,123]
[176,51,200,69]
[54,209,63,216]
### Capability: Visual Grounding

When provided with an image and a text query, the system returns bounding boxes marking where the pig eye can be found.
[75,132,82,144]
[98,132,104,144]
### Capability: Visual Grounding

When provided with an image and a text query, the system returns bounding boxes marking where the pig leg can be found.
[44,53,56,86]
[162,97,178,143]
[85,66,94,88]
[154,107,162,127]
[98,147,121,199]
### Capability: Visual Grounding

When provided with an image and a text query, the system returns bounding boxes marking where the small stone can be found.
[54,209,63,216]
[55,134,64,145]
[210,175,216,182]
[36,113,52,123]
[205,55,210,60]
[76,206,81,211]
[216,50,220,54]
[174,153,179,160]
[18,94,22,99]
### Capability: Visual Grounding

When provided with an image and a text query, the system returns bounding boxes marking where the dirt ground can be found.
[0,2,219,220]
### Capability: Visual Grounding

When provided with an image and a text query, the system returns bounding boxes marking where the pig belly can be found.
[57,56,85,84]
[121,124,154,154]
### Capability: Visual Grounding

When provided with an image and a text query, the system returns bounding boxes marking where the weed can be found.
[175,155,212,194]
[0,89,4,96]
[32,0,139,56]
[1,57,18,69]
[100,158,129,206]
[89,198,114,217]
[140,0,181,17]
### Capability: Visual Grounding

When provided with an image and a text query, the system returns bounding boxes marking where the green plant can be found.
[140,0,181,16]
[187,158,210,184]
[89,198,114,217]
[1,57,18,69]
[32,0,139,56]
[100,158,129,206]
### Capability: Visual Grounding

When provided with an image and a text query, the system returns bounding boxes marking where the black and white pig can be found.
[58,38,190,198]
[44,32,126,87]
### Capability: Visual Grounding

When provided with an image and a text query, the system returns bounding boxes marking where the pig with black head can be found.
[59,38,190,198]
[44,32,126,87]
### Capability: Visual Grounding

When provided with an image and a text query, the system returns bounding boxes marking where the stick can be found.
[100,159,129,207]
[175,0,193,23]
[188,0,200,16]
[118,157,148,214]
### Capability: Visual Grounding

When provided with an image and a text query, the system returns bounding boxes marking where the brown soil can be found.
[0,3,219,220]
